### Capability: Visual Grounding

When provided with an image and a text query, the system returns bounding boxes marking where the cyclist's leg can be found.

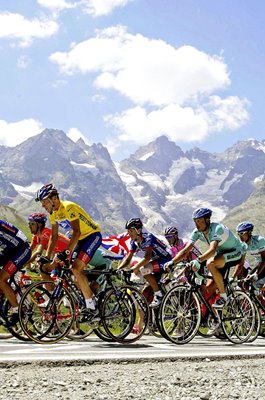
[72,232,102,313]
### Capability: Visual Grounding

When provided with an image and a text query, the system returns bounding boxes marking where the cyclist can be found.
[35,183,102,317]
[233,221,265,288]
[164,226,201,260]
[118,218,172,307]
[0,220,31,326]
[28,212,70,284]
[164,208,245,308]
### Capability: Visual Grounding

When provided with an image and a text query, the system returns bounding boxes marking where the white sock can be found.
[220,293,227,301]
[12,307,18,313]
[154,291,162,297]
[85,298,96,310]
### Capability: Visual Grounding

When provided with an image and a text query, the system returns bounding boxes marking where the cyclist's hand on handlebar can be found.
[36,255,51,265]
[163,260,174,272]
[247,272,258,282]
[56,249,71,262]
[190,259,201,272]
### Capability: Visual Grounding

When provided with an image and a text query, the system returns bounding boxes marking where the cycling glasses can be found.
[165,235,174,239]
[238,231,249,236]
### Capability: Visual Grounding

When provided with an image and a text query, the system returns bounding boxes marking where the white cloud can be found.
[106,96,250,146]
[0,12,59,46]
[67,127,90,144]
[38,0,77,13]
[81,0,133,17]
[50,25,250,149]
[50,26,230,106]
[0,119,43,146]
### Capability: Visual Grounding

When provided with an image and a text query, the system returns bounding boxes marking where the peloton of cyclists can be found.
[35,183,102,318]
[0,220,31,326]
[118,218,173,307]
[233,221,265,288]
[165,208,245,308]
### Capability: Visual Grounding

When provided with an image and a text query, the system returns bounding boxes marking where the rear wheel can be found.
[101,286,149,343]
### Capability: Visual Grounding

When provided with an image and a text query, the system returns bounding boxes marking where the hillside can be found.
[0,205,31,240]
[223,178,265,236]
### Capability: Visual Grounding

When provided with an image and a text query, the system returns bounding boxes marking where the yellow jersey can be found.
[49,200,101,240]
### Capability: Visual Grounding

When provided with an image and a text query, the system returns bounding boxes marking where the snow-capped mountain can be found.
[0,129,264,235]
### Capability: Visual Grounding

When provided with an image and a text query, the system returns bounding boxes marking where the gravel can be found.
[0,357,264,400]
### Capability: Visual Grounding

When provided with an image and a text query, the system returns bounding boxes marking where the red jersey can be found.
[30,227,70,253]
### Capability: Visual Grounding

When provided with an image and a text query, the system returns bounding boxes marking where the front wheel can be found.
[19,281,76,344]
[158,285,201,345]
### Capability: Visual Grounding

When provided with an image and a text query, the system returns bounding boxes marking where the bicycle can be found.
[18,255,150,344]
[158,261,256,345]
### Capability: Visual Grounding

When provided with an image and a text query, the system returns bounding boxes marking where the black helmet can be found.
[125,218,143,230]
[35,183,59,202]
[164,226,178,236]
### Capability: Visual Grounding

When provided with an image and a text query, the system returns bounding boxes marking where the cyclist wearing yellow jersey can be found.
[35,183,102,318]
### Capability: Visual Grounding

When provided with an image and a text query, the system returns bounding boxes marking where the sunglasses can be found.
[165,235,174,239]
[28,222,36,226]
[238,231,248,236]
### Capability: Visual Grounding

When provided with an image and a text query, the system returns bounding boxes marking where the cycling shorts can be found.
[72,232,102,265]
[2,244,31,276]
[151,258,172,274]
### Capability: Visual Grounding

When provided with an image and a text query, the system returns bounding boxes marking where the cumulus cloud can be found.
[50,26,230,106]
[0,12,59,46]
[50,25,250,149]
[81,0,134,17]
[0,119,43,146]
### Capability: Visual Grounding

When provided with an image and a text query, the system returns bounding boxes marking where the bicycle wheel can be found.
[158,285,201,345]
[146,307,164,338]
[247,301,261,343]
[19,281,75,344]
[101,285,149,343]
[1,300,31,341]
[221,290,256,344]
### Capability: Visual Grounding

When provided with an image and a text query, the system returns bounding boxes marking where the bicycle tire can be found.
[246,301,261,343]
[101,285,149,343]
[19,281,76,344]
[158,285,201,345]
[221,290,256,344]
[2,300,31,341]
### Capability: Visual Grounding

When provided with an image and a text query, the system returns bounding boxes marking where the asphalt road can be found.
[1,335,265,364]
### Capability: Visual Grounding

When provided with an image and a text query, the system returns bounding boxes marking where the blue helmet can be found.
[28,212,47,225]
[35,183,58,202]
[192,208,212,219]
[236,221,254,233]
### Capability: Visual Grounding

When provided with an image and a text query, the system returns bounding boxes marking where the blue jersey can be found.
[190,222,244,254]
[0,220,28,257]
[130,231,172,261]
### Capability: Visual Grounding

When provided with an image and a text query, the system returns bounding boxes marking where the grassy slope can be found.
[0,205,31,240]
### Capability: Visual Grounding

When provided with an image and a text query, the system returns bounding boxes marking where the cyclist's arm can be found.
[172,242,194,264]
[198,240,218,262]
[117,251,134,269]
[131,247,152,274]
[66,218,81,252]
[29,244,44,263]
[46,223,59,259]
[257,250,265,276]
[232,254,246,278]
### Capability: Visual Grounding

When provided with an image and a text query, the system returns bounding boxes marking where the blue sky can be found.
[0,0,264,160]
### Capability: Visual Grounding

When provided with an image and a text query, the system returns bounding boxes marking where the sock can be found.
[220,293,227,301]
[85,298,96,310]
[12,307,18,313]
[154,291,162,297]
